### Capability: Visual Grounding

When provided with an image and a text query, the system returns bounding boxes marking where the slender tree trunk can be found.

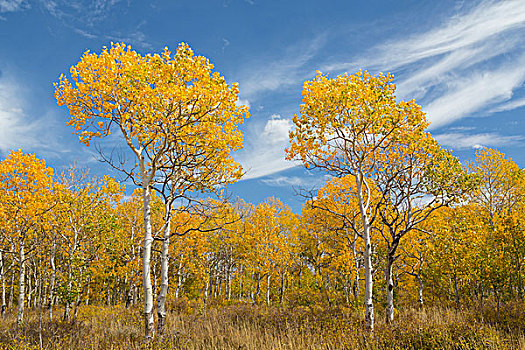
[9,270,14,310]
[238,268,243,301]
[280,273,285,304]
[417,273,424,308]
[453,266,460,310]
[266,273,271,306]
[34,266,41,310]
[356,176,374,331]
[253,271,261,305]
[106,282,111,306]
[227,262,232,301]
[343,274,350,305]
[0,250,5,316]
[157,209,171,336]
[48,238,56,319]
[175,254,184,299]
[38,273,43,350]
[142,183,155,339]
[26,266,32,311]
[353,253,360,306]
[72,275,89,324]
[385,253,395,323]
[17,242,25,325]
[126,283,134,308]
[203,279,209,306]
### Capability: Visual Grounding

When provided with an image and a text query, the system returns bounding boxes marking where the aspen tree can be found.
[287,71,428,330]
[0,150,54,325]
[55,43,247,337]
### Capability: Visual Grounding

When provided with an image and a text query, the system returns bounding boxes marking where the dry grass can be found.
[0,301,523,349]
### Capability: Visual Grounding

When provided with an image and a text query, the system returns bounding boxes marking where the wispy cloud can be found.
[0,74,39,153]
[236,115,298,180]
[261,176,305,187]
[434,132,524,150]
[424,56,525,127]
[261,174,330,189]
[490,96,525,113]
[0,70,75,159]
[0,0,29,13]
[40,0,154,47]
[42,0,122,28]
[105,30,152,49]
[323,0,525,128]
[236,98,251,109]
[238,35,325,99]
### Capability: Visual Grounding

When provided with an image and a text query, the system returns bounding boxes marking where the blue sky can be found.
[0,0,524,212]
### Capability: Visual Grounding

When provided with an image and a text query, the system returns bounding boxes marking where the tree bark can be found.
[280,274,285,304]
[356,176,374,331]
[17,242,25,325]
[417,274,424,308]
[9,270,14,311]
[175,254,184,299]
[266,273,271,306]
[385,253,395,324]
[0,250,5,317]
[157,209,171,336]
[453,266,460,310]
[142,183,155,339]
[48,238,56,319]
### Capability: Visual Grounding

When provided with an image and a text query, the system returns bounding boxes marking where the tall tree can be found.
[286,70,429,330]
[0,150,54,325]
[55,42,247,337]
[373,133,472,322]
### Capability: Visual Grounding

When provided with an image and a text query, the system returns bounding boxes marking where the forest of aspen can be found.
[1,43,525,349]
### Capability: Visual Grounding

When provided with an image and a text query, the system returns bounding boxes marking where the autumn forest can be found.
[1,43,524,349]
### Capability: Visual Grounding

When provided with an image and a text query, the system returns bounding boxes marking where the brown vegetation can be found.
[0,301,524,349]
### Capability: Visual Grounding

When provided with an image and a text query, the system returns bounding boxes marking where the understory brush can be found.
[0,301,523,349]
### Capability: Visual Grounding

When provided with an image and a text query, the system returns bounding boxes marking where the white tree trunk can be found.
[266,273,271,306]
[17,242,25,325]
[157,211,171,335]
[1,250,5,316]
[417,275,424,308]
[142,184,155,338]
[175,254,184,299]
[48,238,56,319]
[356,176,374,331]
[280,274,285,304]
[227,260,232,301]
[352,234,360,305]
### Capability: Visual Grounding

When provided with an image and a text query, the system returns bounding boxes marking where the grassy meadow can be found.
[0,300,524,349]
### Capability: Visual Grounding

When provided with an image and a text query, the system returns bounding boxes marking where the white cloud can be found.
[261,115,292,144]
[0,0,29,13]
[40,0,153,47]
[490,96,525,113]
[261,174,331,189]
[261,176,305,187]
[236,115,298,180]
[323,0,525,128]
[0,74,39,153]
[238,35,325,99]
[105,30,152,49]
[42,0,122,27]
[0,71,67,157]
[434,132,524,150]
[222,38,230,52]
[423,57,525,128]
[236,98,250,109]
